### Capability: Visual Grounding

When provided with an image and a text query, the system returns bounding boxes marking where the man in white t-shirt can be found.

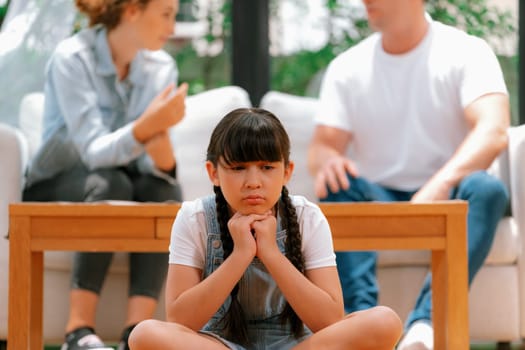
[307,1,510,349]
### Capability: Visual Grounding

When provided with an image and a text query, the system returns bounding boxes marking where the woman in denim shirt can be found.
[128,108,403,350]
[22,1,187,349]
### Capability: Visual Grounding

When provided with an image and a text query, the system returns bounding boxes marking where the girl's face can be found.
[126,0,178,50]
[206,159,294,216]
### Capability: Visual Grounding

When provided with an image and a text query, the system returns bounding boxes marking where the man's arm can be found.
[307,125,356,198]
[412,92,510,202]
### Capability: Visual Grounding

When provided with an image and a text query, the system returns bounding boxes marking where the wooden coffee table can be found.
[8,200,468,349]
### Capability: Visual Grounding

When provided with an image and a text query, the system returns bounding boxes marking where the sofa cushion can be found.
[377,216,519,267]
[486,217,520,265]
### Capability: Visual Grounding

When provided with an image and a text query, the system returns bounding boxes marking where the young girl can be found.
[128,108,403,350]
[22,1,186,349]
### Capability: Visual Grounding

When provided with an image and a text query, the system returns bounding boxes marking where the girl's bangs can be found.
[221,122,283,165]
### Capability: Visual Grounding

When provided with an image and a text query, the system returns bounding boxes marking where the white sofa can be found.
[1,87,525,347]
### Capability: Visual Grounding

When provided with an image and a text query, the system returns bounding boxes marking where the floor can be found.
[36,342,523,350]
[471,344,523,350]
[0,338,517,349]
[1,339,523,349]
[0,339,521,350]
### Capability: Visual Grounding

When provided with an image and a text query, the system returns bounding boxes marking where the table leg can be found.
[447,212,469,349]
[432,250,446,349]
[30,252,44,350]
[8,217,31,350]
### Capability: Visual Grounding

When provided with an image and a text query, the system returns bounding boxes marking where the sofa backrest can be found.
[259,91,318,201]
[15,88,521,208]
[171,86,252,201]
[0,124,26,236]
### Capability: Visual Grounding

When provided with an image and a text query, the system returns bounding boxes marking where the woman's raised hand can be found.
[133,82,188,143]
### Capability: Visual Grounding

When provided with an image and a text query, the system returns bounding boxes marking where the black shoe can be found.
[116,324,136,350]
[60,327,114,350]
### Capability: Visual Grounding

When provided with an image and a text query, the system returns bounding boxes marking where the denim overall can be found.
[200,196,312,350]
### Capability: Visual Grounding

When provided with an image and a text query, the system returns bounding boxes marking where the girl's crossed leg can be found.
[128,305,402,350]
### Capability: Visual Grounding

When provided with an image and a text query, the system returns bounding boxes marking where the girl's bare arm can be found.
[164,249,253,331]
[260,250,344,332]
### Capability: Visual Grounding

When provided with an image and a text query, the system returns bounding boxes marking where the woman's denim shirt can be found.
[25,25,178,187]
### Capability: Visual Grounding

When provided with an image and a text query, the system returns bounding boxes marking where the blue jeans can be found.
[322,171,508,329]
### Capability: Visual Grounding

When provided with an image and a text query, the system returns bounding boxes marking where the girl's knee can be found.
[128,319,160,349]
[372,306,402,333]
[363,306,403,349]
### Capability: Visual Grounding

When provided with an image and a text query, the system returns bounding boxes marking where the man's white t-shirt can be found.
[169,195,337,271]
[315,16,508,191]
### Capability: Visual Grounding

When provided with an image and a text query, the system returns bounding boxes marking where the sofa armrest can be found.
[509,124,525,237]
[507,124,525,337]
[0,123,28,237]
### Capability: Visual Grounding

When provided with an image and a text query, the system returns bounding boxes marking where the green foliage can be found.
[271,0,516,96]
[0,0,10,28]
[0,0,517,122]
[174,0,516,102]
[168,42,231,96]
[167,0,232,96]
[427,0,516,41]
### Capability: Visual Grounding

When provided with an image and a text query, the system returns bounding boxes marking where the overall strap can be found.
[202,194,220,236]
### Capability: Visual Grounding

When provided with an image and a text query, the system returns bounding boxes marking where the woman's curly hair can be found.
[75,0,150,29]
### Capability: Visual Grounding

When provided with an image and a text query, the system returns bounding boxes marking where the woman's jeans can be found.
[322,171,508,329]
[23,163,183,299]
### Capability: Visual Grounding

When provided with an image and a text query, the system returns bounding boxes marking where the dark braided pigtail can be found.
[279,186,305,338]
[214,186,250,345]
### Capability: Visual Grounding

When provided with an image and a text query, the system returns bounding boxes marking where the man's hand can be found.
[411,176,453,203]
[308,125,355,199]
[314,155,358,199]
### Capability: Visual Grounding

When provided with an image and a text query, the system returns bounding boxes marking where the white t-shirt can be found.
[315,17,508,190]
[169,195,337,271]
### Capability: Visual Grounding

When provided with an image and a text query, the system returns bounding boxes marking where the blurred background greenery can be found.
[164,0,519,123]
[0,0,519,125]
